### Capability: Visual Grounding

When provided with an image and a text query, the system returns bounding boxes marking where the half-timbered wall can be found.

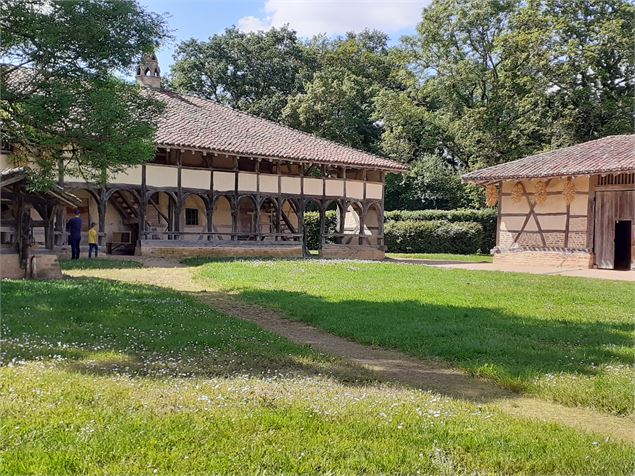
[498,176,589,250]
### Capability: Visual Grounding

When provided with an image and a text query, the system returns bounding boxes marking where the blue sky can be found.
[140,0,431,75]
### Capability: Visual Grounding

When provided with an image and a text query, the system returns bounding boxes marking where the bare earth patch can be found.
[65,258,635,444]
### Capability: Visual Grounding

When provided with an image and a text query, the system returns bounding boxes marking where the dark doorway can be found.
[614,220,632,270]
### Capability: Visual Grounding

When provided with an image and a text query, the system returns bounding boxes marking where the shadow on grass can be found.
[229,288,633,381]
[0,278,372,385]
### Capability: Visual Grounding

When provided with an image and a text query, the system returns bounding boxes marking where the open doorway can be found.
[614,220,632,270]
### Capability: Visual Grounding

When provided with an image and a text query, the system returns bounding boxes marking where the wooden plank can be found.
[595,191,615,269]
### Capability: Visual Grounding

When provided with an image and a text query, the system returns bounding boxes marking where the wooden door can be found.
[594,191,635,269]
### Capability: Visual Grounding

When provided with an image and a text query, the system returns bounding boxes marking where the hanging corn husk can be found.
[563,178,576,205]
[511,182,524,203]
[534,180,547,205]
[485,184,498,207]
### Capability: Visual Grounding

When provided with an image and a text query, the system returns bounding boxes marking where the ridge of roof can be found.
[462,134,635,182]
[149,88,408,172]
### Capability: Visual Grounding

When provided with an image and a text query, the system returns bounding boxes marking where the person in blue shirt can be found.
[67,210,82,260]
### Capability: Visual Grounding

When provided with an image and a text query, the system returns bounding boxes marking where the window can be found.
[185,208,199,226]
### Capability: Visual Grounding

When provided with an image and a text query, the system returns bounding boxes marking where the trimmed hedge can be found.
[384,220,484,254]
[303,208,494,254]
[304,211,337,250]
[384,209,496,251]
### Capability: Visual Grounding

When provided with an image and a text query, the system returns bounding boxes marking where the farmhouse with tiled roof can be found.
[1,54,406,261]
[463,135,635,270]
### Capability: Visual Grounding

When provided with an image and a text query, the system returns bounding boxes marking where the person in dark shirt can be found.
[67,210,82,260]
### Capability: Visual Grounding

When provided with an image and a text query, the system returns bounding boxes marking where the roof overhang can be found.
[155,143,409,173]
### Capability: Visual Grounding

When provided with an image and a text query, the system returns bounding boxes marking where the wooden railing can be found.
[141,230,303,243]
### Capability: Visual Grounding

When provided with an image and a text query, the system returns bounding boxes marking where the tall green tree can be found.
[501,0,634,147]
[170,26,316,121]
[0,0,169,188]
[283,30,401,153]
[376,0,634,172]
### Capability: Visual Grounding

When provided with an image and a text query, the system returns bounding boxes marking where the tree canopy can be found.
[169,1,632,210]
[0,0,169,188]
[170,26,316,121]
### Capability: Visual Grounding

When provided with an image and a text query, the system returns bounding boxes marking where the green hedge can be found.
[303,208,494,253]
[384,220,484,254]
[384,209,496,251]
[304,211,337,250]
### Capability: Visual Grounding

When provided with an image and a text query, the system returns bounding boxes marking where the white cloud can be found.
[237,15,271,33]
[238,0,431,37]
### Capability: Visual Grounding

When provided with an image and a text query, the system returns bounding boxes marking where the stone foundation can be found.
[140,240,303,259]
[320,244,385,260]
[493,248,593,269]
[1,251,63,279]
[1,252,25,279]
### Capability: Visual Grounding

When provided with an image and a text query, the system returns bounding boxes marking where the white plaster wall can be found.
[325,179,344,197]
[259,175,278,194]
[214,171,235,192]
[182,195,207,234]
[304,178,322,196]
[212,197,232,239]
[281,176,301,195]
[346,180,364,199]
[238,172,257,192]
[181,168,211,190]
[146,165,177,188]
[109,166,142,186]
[366,182,383,200]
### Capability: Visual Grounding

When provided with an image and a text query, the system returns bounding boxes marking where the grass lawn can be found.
[385,253,493,262]
[59,258,143,270]
[190,259,635,415]
[1,278,634,474]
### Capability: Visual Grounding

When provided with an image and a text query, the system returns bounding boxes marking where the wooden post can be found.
[41,203,56,250]
[137,192,147,248]
[206,196,213,241]
[98,189,107,247]
[299,199,306,254]
[318,205,326,250]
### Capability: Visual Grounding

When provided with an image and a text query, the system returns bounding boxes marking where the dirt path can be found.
[67,259,635,444]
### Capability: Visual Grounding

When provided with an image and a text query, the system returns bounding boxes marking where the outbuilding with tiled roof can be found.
[463,135,635,270]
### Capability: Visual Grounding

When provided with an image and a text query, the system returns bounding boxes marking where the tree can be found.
[283,30,402,153]
[170,26,315,121]
[385,155,474,210]
[376,0,634,172]
[0,0,169,188]
[500,0,634,147]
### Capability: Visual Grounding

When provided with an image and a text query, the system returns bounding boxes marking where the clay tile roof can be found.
[148,89,408,172]
[462,135,635,182]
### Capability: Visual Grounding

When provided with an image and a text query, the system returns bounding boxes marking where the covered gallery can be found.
[463,135,635,270]
[2,54,407,260]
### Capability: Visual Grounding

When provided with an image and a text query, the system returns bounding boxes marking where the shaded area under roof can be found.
[1,167,82,207]
[462,135,635,183]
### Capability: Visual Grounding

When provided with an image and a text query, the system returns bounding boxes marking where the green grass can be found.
[59,258,143,270]
[2,278,634,474]
[191,259,635,415]
[385,253,493,262]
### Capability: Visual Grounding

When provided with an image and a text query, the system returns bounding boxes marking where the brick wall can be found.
[321,244,385,260]
[493,249,593,269]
